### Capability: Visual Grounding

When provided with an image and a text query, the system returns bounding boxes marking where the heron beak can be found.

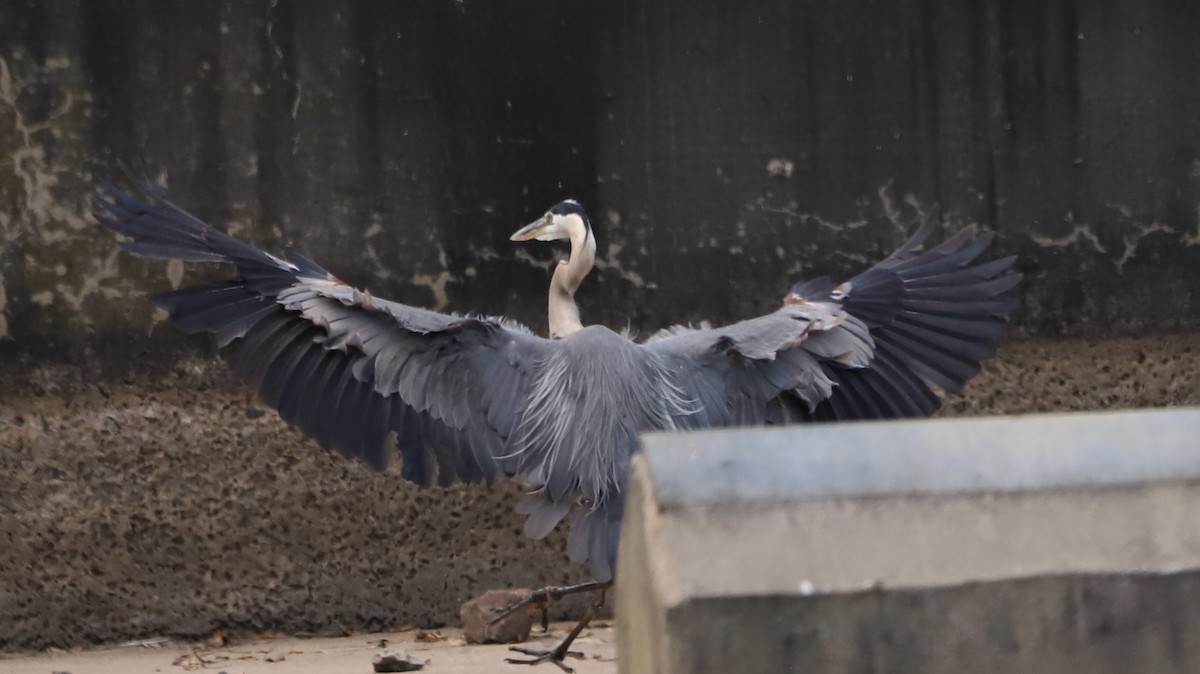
[510,215,552,242]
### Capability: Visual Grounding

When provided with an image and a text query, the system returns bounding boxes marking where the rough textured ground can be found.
[1,332,1198,651]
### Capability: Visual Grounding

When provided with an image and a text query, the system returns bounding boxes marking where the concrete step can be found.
[616,408,1200,674]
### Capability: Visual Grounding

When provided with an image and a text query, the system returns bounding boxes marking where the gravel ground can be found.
[1,332,1197,651]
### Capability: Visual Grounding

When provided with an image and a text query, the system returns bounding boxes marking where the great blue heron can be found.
[96,181,1019,668]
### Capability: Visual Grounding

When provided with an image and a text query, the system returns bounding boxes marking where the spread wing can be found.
[644,300,877,425]
[95,181,548,490]
[645,207,1020,424]
[96,184,1019,583]
[778,208,1021,422]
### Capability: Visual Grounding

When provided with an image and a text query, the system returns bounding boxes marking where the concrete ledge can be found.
[616,408,1200,673]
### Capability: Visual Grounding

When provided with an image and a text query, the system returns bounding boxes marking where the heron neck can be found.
[548,226,595,339]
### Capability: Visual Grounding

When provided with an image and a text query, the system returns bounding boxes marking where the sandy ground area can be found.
[0,623,616,674]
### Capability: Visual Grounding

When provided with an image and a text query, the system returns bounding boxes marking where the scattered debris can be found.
[414,630,444,643]
[117,637,173,648]
[171,650,221,671]
[263,653,286,663]
[461,588,537,644]
[372,649,425,672]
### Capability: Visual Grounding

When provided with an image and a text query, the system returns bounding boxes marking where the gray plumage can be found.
[95,181,1020,582]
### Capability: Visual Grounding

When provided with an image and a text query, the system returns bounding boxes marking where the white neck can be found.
[548,223,595,339]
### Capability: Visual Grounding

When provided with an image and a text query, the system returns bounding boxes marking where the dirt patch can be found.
[1,332,1198,651]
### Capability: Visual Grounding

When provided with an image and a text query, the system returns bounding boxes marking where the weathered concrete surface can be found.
[618,408,1200,673]
[1,0,1199,370]
[655,575,1200,674]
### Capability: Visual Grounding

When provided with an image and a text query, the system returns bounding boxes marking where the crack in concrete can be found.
[1115,221,1175,273]
[356,215,396,283]
[1029,217,1108,254]
[408,245,455,310]
[758,203,859,233]
[877,180,923,233]
[52,248,125,314]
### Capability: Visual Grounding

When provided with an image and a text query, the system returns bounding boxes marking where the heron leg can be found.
[504,589,607,673]
[489,580,613,627]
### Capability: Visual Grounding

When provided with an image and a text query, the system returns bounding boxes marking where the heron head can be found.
[510,200,590,242]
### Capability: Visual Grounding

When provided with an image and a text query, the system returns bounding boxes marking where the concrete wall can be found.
[619,408,1200,673]
[2,0,1200,651]
[1,0,1199,369]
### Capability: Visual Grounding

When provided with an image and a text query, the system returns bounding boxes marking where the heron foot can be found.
[505,644,584,672]
[502,586,607,671]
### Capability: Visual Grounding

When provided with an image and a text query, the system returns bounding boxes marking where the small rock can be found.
[461,588,536,644]
[372,650,424,672]
[204,629,230,648]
